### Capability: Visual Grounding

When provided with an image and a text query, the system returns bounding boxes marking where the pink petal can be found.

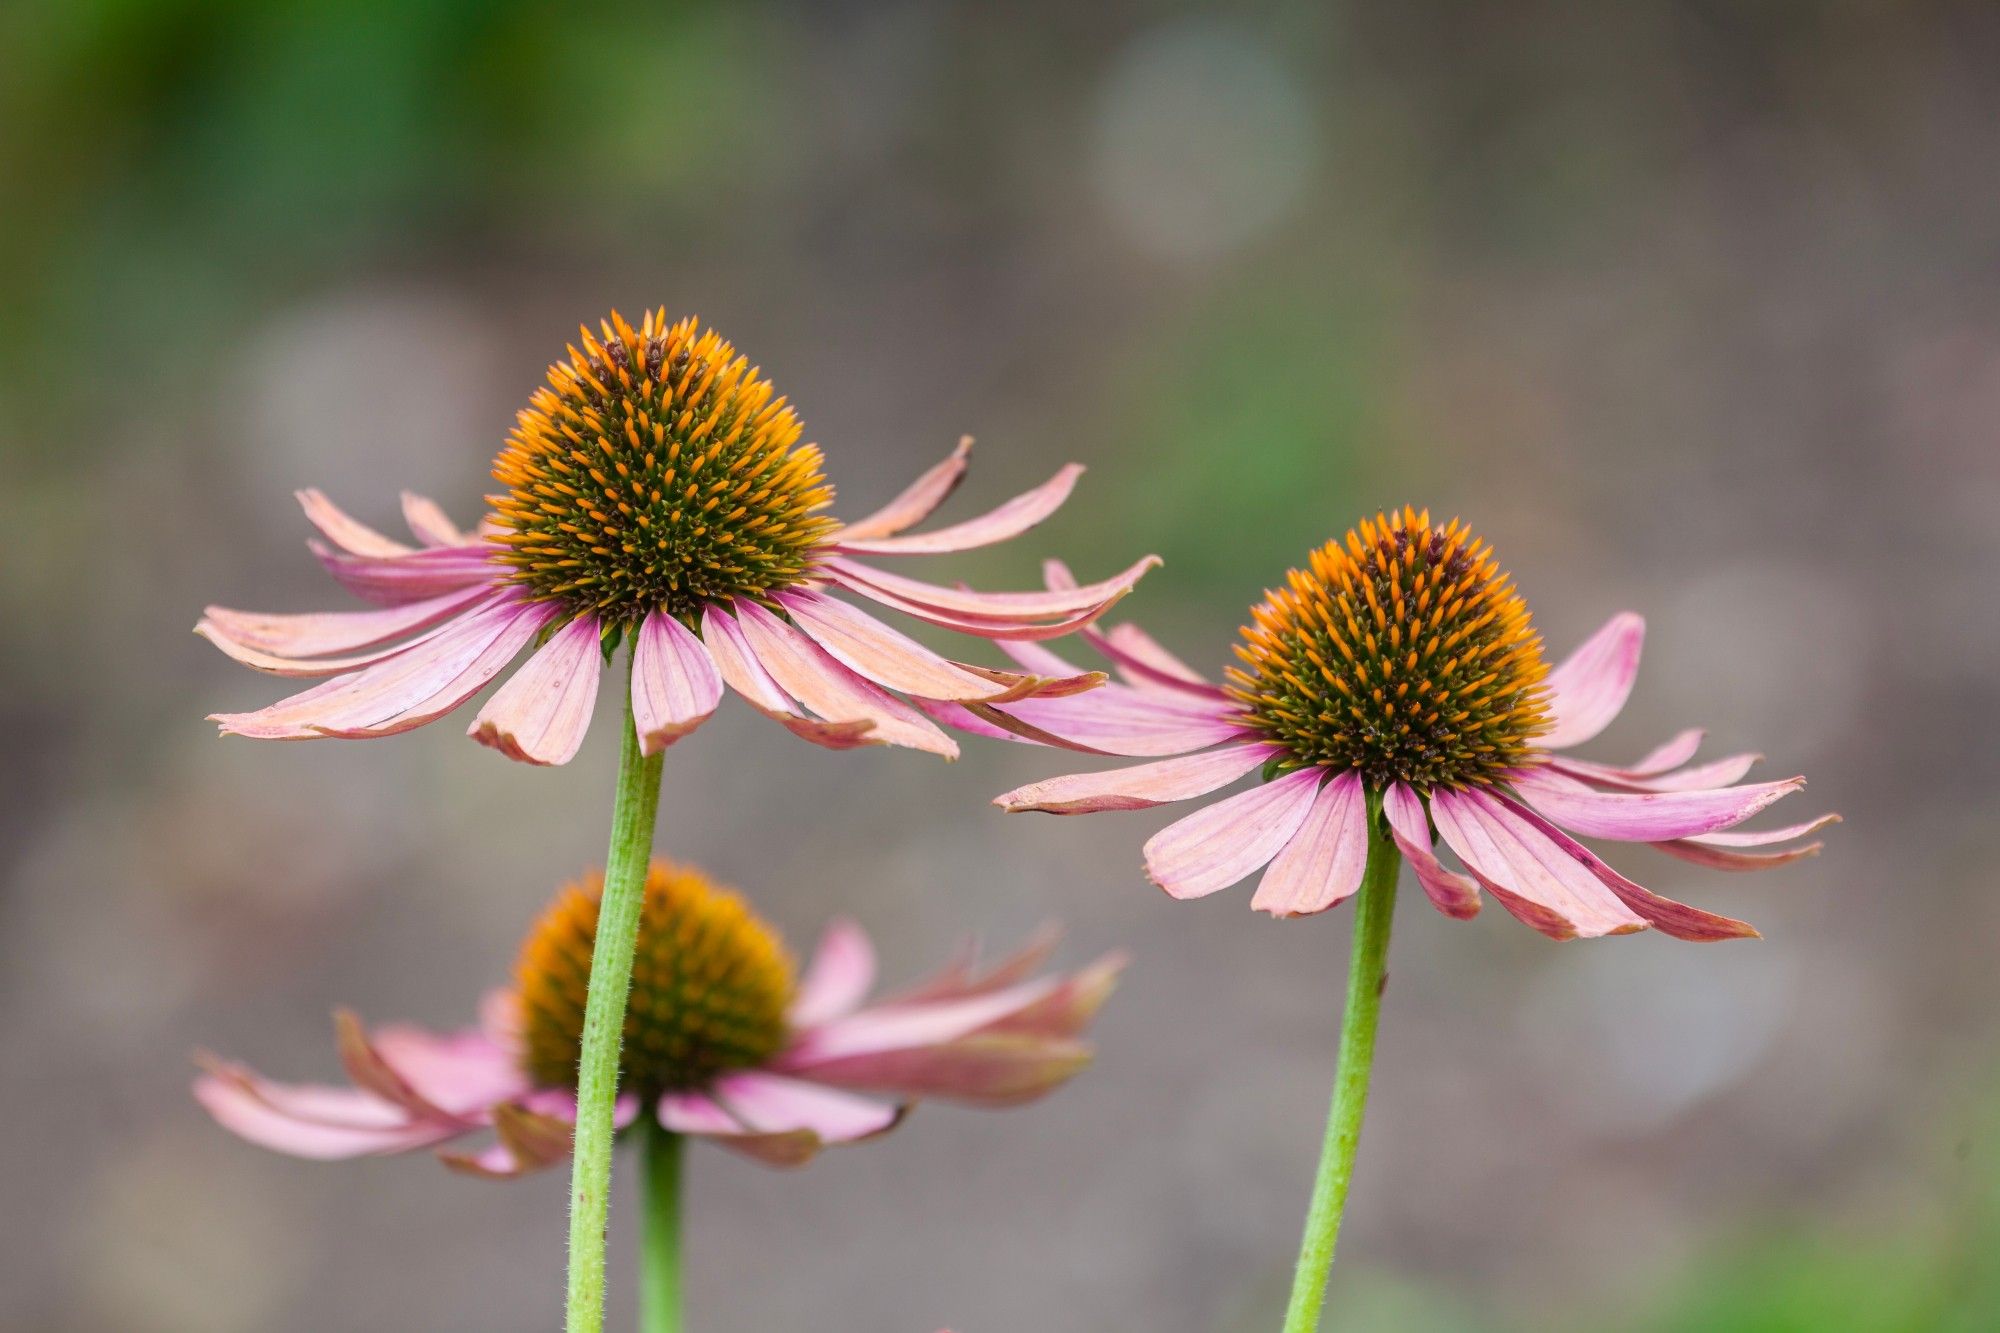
[832,464,1082,556]
[631,611,723,755]
[297,489,411,557]
[1541,613,1645,750]
[1545,727,1703,781]
[1653,812,1841,871]
[823,554,1160,623]
[714,1072,904,1142]
[1381,782,1480,920]
[834,436,973,542]
[467,615,603,765]
[211,598,551,740]
[1550,751,1762,793]
[1251,770,1370,918]
[789,920,878,1029]
[818,571,1144,642]
[1430,788,1647,940]
[368,1027,532,1115]
[1493,792,1759,941]
[794,1033,1093,1106]
[1143,768,1325,901]
[199,584,496,659]
[787,978,1069,1064]
[732,601,958,757]
[312,543,504,606]
[400,491,471,547]
[989,689,1247,757]
[1510,767,1806,842]
[193,1064,460,1160]
[1038,561,1224,700]
[1678,812,1843,847]
[994,742,1278,814]
[439,1103,576,1179]
[995,636,1091,679]
[779,590,1082,703]
[699,605,879,749]
[876,926,1065,1007]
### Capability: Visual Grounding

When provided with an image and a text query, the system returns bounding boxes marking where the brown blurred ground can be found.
[2,4,1998,1330]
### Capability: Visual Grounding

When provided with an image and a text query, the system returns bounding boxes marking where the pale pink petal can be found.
[789,920,878,1029]
[819,571,1145,641]
[400,491,471,547]
[1381,782,1480,920]
[994,742,1278,814]
[995,636,1091,679]
[834,436,973,542]
[823,554,1160,623]
[297,489,411,557]
[1654,813,1841,871]
[1510,767,1806,842]
[875,926,1063,1007]
[779,590,1081,703]
[700,605,879,749]
[468,615,603,765]
[832,464,1082,556]
[195,1073,459,1159]
[1252,770,1370,918]
[1550,751,1762,793]
[786,978,1067,1065]
[971,952,1126,1039]
[989,689,1247,757]
[211,598,549,740]
[1541,613,1645,750]
[312,543,503,606]
[713,1071,904,1142]
[1039,561,1224,699]
[794,1033,1092,1106]
[1677,812,1843,847]
[630,611,723,754]
[1430,788,1647,940]
[199,584,495,658]
[652,1092,826,1168]
[309,603,555,740]
[369,1027,532,1115]
[1494,793,1759,941]
[732,601,957,757]
[1543,728,1703,781]
[1143,768,1325,901]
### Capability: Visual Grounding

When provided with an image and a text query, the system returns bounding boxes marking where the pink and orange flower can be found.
[199,311,1156,765]
[196,861,1121,1173]
[987,510,1836,938]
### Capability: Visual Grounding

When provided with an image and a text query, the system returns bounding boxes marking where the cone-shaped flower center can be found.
[514,862,796,1096]
[489,310,838,624]
[1226,508,1551,790]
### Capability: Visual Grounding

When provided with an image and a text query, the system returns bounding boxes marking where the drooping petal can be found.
[789,920,878,1029]
[876,926,1066,1007]
[653,1091,825,1168]
[833,436,973,542]
[1510,767,1806,842]
[297,489,411,557]
[701,1073,904,1162]
[310,543,501,606]
[779,590,1093,703]
[1381,782,1480,920]
[1493,792,1759,941]
[630,610,723,754]
[199,584,496,659]
[986,689,1247,758]
[815,569,1144,641]
[1541,728,1703,781]
[1430,788,1647,940]
[1541,612,1645,750]
[367,1026,533,1116]
[1143,768,1324,901]
[192,1061,464,1160]
[400,491,471,547]
[994,742,1278,814]
[309,603,556,740]
[1653,813,1841,871]
[699,605,878,749]
[797,1033,1094,1106]
[467,613,604,765]
[832,464,1082,556]
[1040,560,1225,700]
[1550,751,1762,793]
[1251,770,1370,918]
[732,601,957,757]
[196,606,481,678]
[823,554,1159,624]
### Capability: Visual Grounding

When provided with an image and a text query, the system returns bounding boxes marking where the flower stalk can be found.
[565,653,667,1333]
[640,1120,685,1333]
[1281,804,1401,1333]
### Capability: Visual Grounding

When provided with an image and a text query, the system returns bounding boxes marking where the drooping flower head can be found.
[199,310,1157,765]
[988,508,1837,937]
[196,860,1122,1173]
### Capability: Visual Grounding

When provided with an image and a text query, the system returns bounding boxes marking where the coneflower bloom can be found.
[989,509,1836,938]
[199,310,1156,765]
[196,861,1122,1173]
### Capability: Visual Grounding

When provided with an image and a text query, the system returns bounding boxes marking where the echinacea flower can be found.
[196,860,1122,1173]
[199,310,1157,765]
[989,508,1837,937]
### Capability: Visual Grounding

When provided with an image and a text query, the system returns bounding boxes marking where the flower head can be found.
[199,310,1158,765]
[196,860,1122,1173]
[988,510,1837,936]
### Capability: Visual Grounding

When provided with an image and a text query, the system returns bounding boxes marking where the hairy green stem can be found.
[640,1120,685,1333]
[565,656,666,1333]
[1280,808,1401,1333]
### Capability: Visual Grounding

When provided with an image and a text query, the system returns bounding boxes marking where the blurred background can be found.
[2,2,1997,1329]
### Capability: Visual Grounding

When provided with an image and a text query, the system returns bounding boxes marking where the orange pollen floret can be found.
[514,861,796,1096]
[488,310,839,624]
[1224,507,1551,790]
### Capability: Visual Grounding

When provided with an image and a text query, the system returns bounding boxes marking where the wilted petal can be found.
[1252,770,1369,918]
[1430,788,1647,940]
[833,464,1082,556]
[779,590,1081,703]
[732,601,957,757]
[467,614,604,765]
[1511,767,1805,842]
[995,742,1278,814]
[1381,782,1480,920]
[631,610,723,754]
[1654,813,1841,871]
[700,605,878,749]
[1541,613,1645,750]
[1143,768,1324,900]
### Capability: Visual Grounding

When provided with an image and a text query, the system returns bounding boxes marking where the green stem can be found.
[565,654,666,1333]
[640,1120,685,1333]
[1280,805,1402,1333]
